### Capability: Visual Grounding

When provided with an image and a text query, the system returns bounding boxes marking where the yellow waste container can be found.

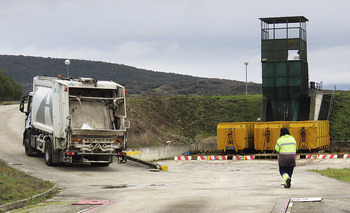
[254,121,287,151]
[217,122,255,152]
[288,120,330,151]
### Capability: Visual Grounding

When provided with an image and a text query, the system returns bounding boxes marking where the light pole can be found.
[244,61,248,95]
[65,59,70,78]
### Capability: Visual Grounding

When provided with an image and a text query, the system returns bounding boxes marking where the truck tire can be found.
[24,132,37,156]
[44,140,54,166]
[24,138,36,156]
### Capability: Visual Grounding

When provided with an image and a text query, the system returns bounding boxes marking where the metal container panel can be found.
[254,122,286,151]
[217,122,255,151]
[288,120,330,150]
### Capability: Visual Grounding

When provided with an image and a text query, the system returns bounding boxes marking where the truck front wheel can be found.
[24,132,37,156]
[24,138,36,156]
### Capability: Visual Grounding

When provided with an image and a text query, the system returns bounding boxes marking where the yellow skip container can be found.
[288,120,330,151]
[217,120,330,152]
[217,122,255,152]
[253,121,287,151]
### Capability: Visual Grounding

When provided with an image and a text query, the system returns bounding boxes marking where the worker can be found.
[275,127,297,188]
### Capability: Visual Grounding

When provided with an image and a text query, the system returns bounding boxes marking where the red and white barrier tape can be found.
[174,154,350,160]
[197,156,228,160]
[174,156,192,160]
[232,155,255,160]
[306,154,338,159]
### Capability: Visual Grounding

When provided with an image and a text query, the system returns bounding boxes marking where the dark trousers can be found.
[279,166,294,178]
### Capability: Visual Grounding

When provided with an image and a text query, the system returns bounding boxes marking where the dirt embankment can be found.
[126,95,261,147]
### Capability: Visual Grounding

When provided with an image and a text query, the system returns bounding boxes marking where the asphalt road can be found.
[0,104,350,213]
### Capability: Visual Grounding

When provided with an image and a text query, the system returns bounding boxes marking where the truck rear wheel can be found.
[45,141,54,166]
[45,140,61,166]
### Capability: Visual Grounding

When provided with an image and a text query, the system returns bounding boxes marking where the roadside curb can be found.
[272,197,323,213]
[0,184,59,212]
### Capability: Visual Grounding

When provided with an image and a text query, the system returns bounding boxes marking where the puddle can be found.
[104,184,128,189]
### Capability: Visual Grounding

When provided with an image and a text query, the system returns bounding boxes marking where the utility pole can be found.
[65,59,70,78]
[244,61,249,95]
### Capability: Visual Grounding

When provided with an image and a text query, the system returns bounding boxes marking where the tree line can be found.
[0,71,23,101]
[0,55,262,96]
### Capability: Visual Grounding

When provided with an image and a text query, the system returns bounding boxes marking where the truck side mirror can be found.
[19,96,26,113]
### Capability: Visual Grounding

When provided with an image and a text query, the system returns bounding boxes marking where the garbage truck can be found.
[20,76,129,166]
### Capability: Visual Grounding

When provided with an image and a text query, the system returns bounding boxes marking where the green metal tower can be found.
[259,16,310,121]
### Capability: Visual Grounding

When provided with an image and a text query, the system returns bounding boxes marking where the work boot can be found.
[285,177,291,188]
[282,173,291,188]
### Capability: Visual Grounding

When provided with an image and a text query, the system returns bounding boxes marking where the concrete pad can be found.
[0,105,349,213]
[271,198,290,213]
[291,196,350,213]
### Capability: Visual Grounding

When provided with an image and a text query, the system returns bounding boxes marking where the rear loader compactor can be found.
[20,76,129,166]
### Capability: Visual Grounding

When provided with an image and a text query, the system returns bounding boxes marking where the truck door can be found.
[20,95,33,129]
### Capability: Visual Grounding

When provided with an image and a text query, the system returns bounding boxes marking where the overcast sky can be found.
[1,0,349,89]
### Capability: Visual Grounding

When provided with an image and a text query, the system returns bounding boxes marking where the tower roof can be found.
[259,16,308,24]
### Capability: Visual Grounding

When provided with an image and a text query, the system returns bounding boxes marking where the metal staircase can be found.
[318,86,336,121]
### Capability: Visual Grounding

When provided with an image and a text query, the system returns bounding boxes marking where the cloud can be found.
[309,45,350,85]
[1,0,350,89]
[115,41,163,58]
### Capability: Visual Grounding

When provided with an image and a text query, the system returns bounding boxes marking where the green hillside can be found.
[0,55,262,96]
[330,91,350,141]
[126,95,261,147]
[126,93,350,147]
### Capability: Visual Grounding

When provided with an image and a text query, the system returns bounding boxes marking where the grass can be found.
[329,91,350,141]
[126,95,262,147]
[0,160,55,206]
[311,168,350,183]
[0,101,20,105]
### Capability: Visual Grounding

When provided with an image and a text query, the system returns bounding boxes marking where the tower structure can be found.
[259,16,310,121]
